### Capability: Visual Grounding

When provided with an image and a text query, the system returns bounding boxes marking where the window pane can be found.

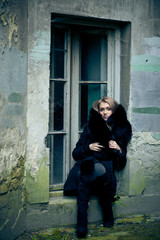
[81,34,101,81]
[50,27,67,78]
[54,28,65,49]
[53,51,65,78]
[50,134,64,184]
[49,81,65,131]
[79,84,107,129]
[54,81,65,130]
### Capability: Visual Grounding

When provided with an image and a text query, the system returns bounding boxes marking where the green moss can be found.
[129,170,145,195]
[26,164,49,204]
[0,182,8,194]
[16,219,160,240]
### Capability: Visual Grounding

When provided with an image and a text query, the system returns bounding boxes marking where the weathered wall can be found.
[0,0,160,239]
[0,0,28,239]
[26,0,50,204]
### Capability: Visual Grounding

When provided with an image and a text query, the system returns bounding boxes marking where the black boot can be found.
[97,174,114,227]
[101,198,114,228]
[76,176,90,238]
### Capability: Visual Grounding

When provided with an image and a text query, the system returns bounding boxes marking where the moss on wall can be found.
[0,157,26,240]
[26,163,49,204]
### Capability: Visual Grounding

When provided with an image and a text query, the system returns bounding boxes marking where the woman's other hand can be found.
[109,140,121,152]
[89,142,104,152]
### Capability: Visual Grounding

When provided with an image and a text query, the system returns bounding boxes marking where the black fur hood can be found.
[88,104,132,146]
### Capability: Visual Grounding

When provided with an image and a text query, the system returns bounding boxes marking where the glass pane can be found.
[53,51,65,78]
[49,83,54,131]
[54,28,65,50]
[81,34,101,81]
[50,134,64,184]
[79,84,107,129]
[49,81,65,131]
[54,81,65,130]
[50,26,67,78]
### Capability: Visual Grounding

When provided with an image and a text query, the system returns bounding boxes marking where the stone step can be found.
[26,193,160,232]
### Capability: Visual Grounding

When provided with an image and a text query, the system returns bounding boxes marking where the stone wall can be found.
[0,0,28,239]
[0,0,160,239]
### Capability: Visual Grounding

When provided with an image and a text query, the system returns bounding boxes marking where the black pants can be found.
[77,163,114,234]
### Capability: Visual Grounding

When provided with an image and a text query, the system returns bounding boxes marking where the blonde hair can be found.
[93,97,118,113]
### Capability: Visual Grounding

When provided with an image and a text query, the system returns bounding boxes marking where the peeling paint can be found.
[128,132,160,195]
[8,13,18,48]
[0,10,18,48]
[152,133,160,141]
[132,55,160,72]
[144,37,160,56]
[8,93,23,103]
[145,37,160,47]
[0,13,8,26]
[30,30,50,64]
[132,64,160,72]
[0,128,26,181]
[132,107,160,114]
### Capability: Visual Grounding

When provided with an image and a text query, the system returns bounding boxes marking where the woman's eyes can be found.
[100,108,111,111]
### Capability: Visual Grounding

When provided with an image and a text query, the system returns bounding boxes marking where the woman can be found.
[64,97,132,238]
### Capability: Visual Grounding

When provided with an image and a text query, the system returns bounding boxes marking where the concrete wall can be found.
[0,0,28,239]
[0,0,160,239]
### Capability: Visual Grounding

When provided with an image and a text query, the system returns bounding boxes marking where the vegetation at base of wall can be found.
[16,218,160,240]
[0,156,25,196]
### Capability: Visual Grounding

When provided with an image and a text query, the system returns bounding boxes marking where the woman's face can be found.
[99,102,113,121]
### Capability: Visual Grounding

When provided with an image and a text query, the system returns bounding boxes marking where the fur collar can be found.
[107,104,128,128]
[88,104,132,145]
[88,108,110,146]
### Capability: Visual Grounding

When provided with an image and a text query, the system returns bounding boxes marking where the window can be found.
[48,15,121,189]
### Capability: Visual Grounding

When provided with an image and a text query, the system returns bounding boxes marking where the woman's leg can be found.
[77,173,90,238]
[92,163,114,227]
[76,162,114,238]
[96,172,114,227]
[76,163,105,237]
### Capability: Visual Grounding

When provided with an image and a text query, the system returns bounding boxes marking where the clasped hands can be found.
[89,140,121,152]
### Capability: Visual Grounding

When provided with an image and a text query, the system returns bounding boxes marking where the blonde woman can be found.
[64,97,132,238]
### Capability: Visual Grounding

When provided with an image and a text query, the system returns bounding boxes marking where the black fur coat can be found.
[64,105,132,196]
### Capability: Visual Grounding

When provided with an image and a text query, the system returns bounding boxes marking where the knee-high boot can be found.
[97,174,114,227]
[77,175,90,238]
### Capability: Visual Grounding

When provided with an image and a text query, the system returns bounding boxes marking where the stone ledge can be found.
[26,193,160,232]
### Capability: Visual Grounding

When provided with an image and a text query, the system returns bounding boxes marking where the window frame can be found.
[49,16,121,189]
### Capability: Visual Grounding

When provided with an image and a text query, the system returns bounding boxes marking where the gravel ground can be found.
[16,217,160,240]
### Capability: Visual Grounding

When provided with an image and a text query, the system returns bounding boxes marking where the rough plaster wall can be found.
[26,0,50,203]
[26,0,160,203]
[0,0,160,239]
[45,0,160,195]
[129,132,160,195]
[26,0,160,232]
[0,0,27,179]
[0,0,28,239]
[128,0,160,197]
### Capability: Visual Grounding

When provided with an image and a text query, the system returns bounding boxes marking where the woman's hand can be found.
[109,140,121,152]
[89,142,104,152]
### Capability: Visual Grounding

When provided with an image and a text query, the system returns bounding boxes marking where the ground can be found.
[16,216,160,240]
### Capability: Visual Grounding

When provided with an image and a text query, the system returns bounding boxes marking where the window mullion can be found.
[65,29,71,175]
[114,28,121,102]
[70,32,80,168]
[107,30,114,98]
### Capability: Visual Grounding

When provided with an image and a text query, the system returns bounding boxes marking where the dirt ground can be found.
[16,217,160,240]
